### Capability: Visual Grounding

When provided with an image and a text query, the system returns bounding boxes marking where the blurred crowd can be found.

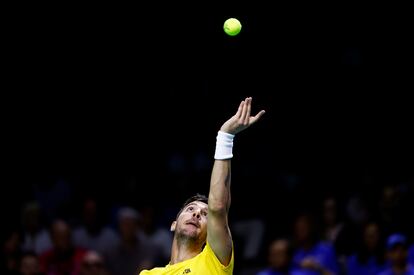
[1,174,413,275]
[1,195,172,275]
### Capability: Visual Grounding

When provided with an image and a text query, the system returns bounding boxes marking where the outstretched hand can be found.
[220,97,266,135]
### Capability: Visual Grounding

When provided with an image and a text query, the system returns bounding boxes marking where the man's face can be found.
[323,198,337,225]
[119,217,138,241]
[388,245,408,266]
[364,223,380,250]
[172,201,208,242]
[51,220,71,251]
[269,240,290,269]
[20,255,40,275]
[294,216,311,243]
[80,251,105,275]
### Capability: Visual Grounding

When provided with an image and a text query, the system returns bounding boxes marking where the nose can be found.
[192,210,201,219]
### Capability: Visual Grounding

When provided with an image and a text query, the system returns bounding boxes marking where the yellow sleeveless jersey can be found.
[139,242,234,275]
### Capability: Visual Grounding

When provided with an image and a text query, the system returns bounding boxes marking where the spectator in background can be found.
[233,218,265,264]
[19,251,44,275]
[335,194,371,258]
[401,178,414,241]
[103,207,162,275]
[72,198,119,255]
[292,213,340,275]
[321,196,344,245]
[79,251,108,275]
[39,219,87,275]
[257,238,303,275]
[138,205,172,262]
[378,185,404,235]
[409,244,414,266]
[398,179,414,265]
[1,228,22,275]
[20,201,52,255]
[345,221,388,275]
[32,179,74,225]
[378,233,414,275]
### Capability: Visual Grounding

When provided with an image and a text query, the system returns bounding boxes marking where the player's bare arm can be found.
[207,97,265,265]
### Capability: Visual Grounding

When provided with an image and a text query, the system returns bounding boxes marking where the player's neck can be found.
[170,236,203,264]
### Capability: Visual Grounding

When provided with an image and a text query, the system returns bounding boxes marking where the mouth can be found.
[185,220,200,228]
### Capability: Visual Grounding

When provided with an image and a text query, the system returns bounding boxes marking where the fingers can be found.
[250,110,266,124]
[235,100,244,119]
[244,97,252,124]
[240,97,251,124]
[239,99,247,121]
[237,96,264,125]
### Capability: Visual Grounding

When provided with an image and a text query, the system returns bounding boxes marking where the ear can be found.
[170,221,177,232]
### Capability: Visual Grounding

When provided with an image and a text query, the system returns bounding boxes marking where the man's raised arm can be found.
[207,97,265,265]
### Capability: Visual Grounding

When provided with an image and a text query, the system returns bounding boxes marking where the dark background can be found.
[2,1,413,270]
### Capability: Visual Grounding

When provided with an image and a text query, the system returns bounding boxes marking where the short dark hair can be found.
[176,194,208,220]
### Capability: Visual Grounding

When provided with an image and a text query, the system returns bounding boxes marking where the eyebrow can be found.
[186,202,208,212]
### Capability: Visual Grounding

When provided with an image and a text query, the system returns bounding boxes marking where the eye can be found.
[188,206,194,211]
[202,211,208,216]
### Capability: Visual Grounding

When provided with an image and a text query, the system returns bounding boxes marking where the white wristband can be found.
[214,131,235,160]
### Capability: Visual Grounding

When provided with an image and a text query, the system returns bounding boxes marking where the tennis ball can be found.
[223,18,242,36]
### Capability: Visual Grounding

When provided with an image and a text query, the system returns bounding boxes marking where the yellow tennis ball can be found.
[223,18,242,36]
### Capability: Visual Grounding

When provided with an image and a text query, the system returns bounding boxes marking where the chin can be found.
[178,228,200,240]
[185,229,200,238]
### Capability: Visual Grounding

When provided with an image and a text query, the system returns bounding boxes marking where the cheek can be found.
[177,214,189,226]
[179,213,190,221]
[201,219,208,229]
